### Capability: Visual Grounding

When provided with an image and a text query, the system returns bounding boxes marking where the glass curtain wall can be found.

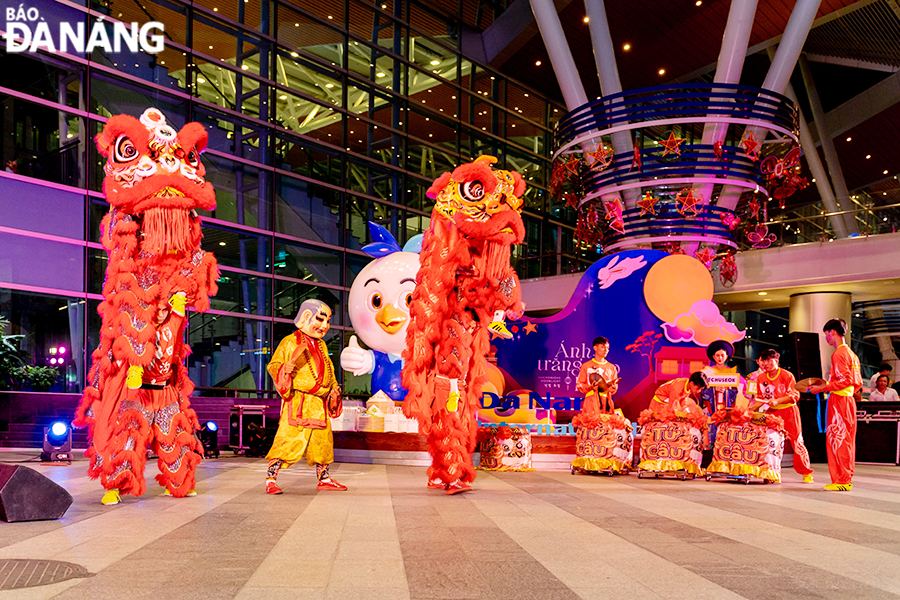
[0,0,575,394]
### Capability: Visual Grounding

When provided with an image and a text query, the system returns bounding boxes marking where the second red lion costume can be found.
[402,156,526,494]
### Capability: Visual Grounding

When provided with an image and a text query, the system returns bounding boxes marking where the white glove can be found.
[340,335,374,376]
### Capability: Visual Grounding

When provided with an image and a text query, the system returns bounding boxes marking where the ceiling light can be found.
[377,72,385,77]
[241,64,248,70]
[290,52,298,57]
[658,68,666,75]
[846,137,851,141]
[758,292,768,296]
[866,154,871,159]
[623,43,631,51]
[884,170,889,174]
[696,0,702,5]
[430,59,440,66]
[535,60,542,66]
[279,95,287,99]
[197,77,205,83]
[583,16,589,23]
[219,241,226,246]
[325,83,334,88]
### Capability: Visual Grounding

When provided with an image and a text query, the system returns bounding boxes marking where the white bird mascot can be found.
[341,222,422,401]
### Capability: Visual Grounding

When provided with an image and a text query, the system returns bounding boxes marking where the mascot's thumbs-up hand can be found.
[341,335,374,376]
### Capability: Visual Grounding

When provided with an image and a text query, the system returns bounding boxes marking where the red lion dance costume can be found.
[74,108,218,505]
[402,155,525,495]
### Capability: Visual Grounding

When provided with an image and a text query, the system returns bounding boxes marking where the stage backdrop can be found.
[493,250,745,422]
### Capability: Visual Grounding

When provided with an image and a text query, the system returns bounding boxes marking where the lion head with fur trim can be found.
[427,155,526,246]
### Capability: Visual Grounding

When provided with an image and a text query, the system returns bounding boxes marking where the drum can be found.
[571,413,633,474]
[706,411,785,483]
[477,426,534,471]
[637,418,705,477]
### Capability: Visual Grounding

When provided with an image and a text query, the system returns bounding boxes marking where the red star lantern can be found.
[695,247,717,269]
[586,146,613,172]
[713,139,724,159]
[631,143,643,171]
[563,192,579,209]
[741,132,760,161]
[523,321,538,335]
[659,132,687,157]
[676,187,703,217]
[637,191,658,216]
[565,156,582,176]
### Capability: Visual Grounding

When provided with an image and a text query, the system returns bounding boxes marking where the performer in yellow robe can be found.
[264,299,345,494]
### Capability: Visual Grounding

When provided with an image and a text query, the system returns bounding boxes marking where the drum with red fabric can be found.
[476,426,534,471]
[570,412,633,475]
[636,407,707,479]
[706,409,785,483]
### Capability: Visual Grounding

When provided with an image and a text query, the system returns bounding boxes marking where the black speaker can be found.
[0,465,73,522]
[856,420,900,465]
[782,331,822,382]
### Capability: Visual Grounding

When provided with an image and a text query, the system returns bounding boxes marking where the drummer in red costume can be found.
[651,372,708,419]
[576,336,620,415]
[746,348,814,483]
[808,318,862,491]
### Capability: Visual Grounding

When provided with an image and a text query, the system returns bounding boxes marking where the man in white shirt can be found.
[869,364,892,392]
[870,375,900,402]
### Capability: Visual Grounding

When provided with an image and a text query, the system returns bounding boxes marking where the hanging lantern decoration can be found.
[718,250,738,287]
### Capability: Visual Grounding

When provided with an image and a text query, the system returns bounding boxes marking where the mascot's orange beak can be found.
[376,303,407,334]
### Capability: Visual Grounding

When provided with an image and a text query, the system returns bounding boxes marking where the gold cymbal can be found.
[794,377,826,392]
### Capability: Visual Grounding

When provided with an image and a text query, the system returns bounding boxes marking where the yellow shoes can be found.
[824,482,852,491]
[488,321,513,340]
[164,488,198,497]
[101,489,120,505]
[802,474,814,484]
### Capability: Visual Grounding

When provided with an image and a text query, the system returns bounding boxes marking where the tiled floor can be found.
[2,451,900,599]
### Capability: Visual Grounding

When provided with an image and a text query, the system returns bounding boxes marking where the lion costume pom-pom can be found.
[401,156,526,493]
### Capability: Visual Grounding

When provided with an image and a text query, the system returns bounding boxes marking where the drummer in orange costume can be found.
[746,348,814,483]
[576,336,620,415]
[651,372,708,419]
[808,318,862,492]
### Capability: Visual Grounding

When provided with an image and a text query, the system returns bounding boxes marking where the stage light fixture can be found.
[41,421,72,463]
[199,421,219,458]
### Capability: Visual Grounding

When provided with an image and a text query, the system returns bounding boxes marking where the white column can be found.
[717,0,822,213]
[778,49,848,238]
[798,53,859,236]
[529,0,589,110]
[584,0,638,209]
[684,0,758,255]
[789,292,852,378]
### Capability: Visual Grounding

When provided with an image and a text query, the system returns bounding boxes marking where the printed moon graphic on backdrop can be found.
[643,254,714,323]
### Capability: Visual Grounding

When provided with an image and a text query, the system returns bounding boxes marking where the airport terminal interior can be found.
[2,0,900,597]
